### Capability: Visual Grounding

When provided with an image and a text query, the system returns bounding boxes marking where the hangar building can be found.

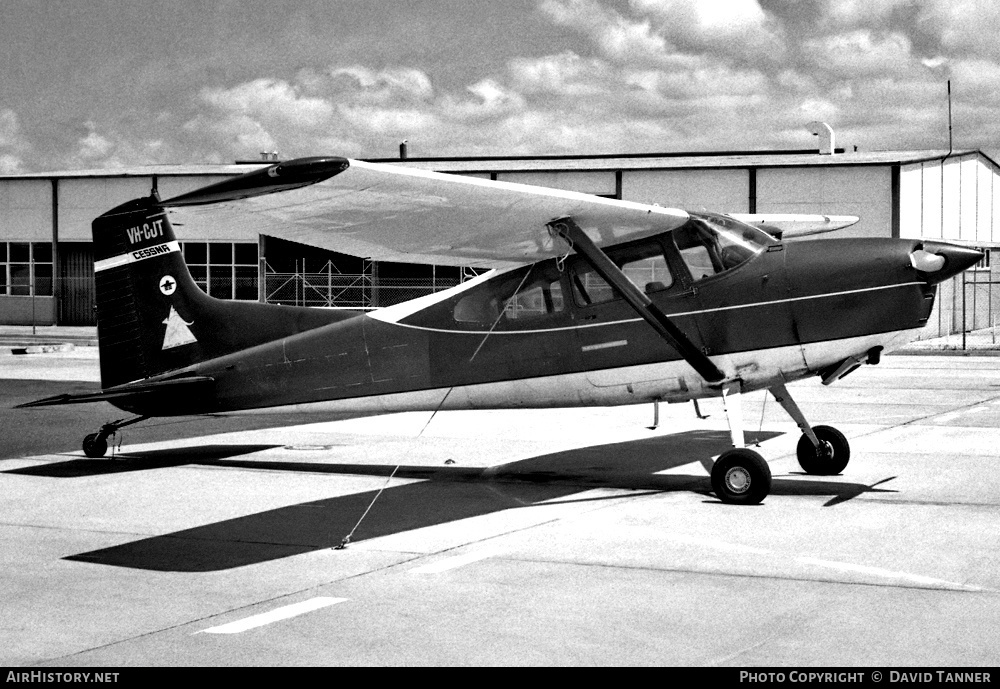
[1,147,996,340]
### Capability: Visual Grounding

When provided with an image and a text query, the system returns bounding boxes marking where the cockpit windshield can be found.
[674,212,775,281]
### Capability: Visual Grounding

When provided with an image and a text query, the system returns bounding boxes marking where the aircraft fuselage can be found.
[117,231,943,418]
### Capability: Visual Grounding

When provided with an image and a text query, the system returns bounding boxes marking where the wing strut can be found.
[547,217,725,384]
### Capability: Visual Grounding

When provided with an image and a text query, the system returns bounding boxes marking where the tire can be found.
[82,433,108,459]
[711,448,771,505]
[796,425,850,475]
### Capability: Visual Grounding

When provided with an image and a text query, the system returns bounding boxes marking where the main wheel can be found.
[796,425,850,475]
[711,448,771,505]
[82,433,108,458]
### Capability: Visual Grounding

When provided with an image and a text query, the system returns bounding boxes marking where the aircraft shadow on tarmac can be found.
[32,429,896,572]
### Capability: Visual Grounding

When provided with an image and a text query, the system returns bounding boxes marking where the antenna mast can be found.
[947,80,953,156]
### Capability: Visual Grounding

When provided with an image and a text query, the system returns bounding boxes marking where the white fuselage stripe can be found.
[382,281,925,336]
[94,241,180,272]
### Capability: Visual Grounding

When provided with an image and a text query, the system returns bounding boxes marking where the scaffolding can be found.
[262,259,462,309]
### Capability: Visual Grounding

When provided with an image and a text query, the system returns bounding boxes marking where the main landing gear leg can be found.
[711,382,772,505]
[769,382,850,475]
[82,416,149,458]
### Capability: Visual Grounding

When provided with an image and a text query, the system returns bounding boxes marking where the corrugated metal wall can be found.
[57,243,95,325]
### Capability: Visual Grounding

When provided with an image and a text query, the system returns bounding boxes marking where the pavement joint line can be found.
[701,607,821,667]
[409,551,499,574]
[0,521,160,538]
[818,390,1000,449]
[503,554,996,594]
[796,556,983,591]
[40,541,997,665]
[44,543,464,661]
[396,490,662,573]
[44,583,363,664]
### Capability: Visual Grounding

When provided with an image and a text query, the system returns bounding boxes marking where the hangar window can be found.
[182,242,258,300]
[0,242,53,297]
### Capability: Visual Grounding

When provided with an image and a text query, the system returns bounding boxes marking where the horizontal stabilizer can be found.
[728,213,859,239]
[16,376,214,408]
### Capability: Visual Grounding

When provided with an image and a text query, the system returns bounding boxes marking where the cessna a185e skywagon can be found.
[18,156,983,504]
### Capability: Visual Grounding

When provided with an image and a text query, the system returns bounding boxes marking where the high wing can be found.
[728,213,860,240]
[162,156,723,383]
[163,157,690,268]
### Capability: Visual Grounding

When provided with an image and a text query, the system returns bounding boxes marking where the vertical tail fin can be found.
[92,194,353,389]
[92,195,208,388]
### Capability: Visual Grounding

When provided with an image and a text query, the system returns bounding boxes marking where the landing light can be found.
[910,249,946,272]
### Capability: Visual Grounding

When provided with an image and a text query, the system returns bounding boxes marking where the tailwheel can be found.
[711,448,771,505]
[80,415,149,459]
[796,425,850,475]
[82,433,108,458]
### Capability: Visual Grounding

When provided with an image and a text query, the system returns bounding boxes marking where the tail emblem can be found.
[159,275,177,295]
[162,306,197,350]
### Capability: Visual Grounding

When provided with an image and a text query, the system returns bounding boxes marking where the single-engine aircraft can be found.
[17,156,983,505]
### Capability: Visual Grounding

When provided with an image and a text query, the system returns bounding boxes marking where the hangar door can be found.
[58,243,95,325]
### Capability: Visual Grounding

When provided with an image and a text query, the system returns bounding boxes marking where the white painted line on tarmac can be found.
[197,597,348,634]
[410,551,498,574]
[797,557,982,591]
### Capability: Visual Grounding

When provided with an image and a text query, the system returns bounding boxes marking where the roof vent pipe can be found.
[806,121,835,155]
[399,140,408,160]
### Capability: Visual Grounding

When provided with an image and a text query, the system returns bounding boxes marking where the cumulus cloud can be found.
[10,0,1000,170]
[327,66,435,103]
[631,0,784,60]
[802,30,915,78]
[540,0,671,62]
[509,52,615,95]
[200,79,334,128]
[161,0,997,161]
[64,121,170,170]
[923,0,1000,59]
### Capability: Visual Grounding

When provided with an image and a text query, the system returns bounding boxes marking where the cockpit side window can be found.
[571,240,673,306]
[674,214,770,281]
[505,278,564,319]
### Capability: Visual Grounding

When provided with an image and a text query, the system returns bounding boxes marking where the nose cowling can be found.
[911,242,984,285]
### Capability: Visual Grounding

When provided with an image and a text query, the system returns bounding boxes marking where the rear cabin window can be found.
[454,268,565,324]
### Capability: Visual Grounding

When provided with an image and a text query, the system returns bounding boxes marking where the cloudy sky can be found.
[2,0,998,173]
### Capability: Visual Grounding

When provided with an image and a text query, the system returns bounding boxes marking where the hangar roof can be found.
[3,148,993,180]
